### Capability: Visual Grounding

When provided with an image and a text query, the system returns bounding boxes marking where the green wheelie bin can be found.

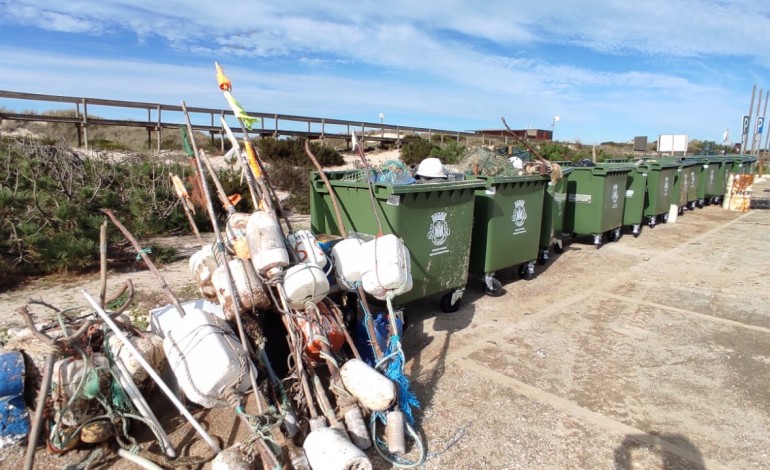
[563,164,634,248]
[728,155,752,175]
[538,167,573,264]
[662,158,699,213]
[600,163,647,236]
[697,156,727,205]
[309,171,484,312]
[642,161,679,226]
[469,174,548,296]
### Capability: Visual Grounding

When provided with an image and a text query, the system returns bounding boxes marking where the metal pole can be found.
[750,88,763,155]
[757,90,770,156]
[741,85,756,154]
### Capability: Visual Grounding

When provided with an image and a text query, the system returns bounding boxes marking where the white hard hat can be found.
[415,158,447,179]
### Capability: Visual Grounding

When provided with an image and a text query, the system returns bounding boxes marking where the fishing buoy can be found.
[79,420,114,444]
[106,332,165,383]
[344,406,372,450]
[225,212,251,260]
[340,358,396,412]
[212,258,271,320]
[189,244,219,301]
[51,356,112,426]
[0,351,29,444]
[212,443,259,470]
[296,302,346,359]
[331,238,365,290]
[246,211,289,276]
[163,308,254,408]
[360,235,413,300]
[385,410,406,454]
[283,263,329,310]
[303,426,372,470]
[287,230,328,269]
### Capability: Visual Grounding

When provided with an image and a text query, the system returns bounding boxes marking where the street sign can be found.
[756,116,765,134]
[742,115,750,137]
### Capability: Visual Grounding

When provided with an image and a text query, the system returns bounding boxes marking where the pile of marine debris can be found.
[1,64,426,469]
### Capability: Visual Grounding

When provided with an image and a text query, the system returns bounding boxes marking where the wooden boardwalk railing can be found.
[0,90,511,152]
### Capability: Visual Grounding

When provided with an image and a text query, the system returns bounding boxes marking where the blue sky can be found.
[0,0,768,145]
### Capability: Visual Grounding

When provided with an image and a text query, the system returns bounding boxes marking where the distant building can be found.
[474,128,553,141]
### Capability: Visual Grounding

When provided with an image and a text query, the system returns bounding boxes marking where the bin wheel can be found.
[553,241,564,254]
[440,292,462,313]
[607,230,618,242]
[518,263,534,280]
[484,278,504,297]
[537,248,548,265]
[662,212,669,223]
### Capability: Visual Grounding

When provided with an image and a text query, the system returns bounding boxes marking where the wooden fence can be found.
[0,90,512,152]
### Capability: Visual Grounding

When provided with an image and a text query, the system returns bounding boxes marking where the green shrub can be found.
[0,138,233,285]
[430,140,466,164]
[400,138,436,166]
[256,138,344,167]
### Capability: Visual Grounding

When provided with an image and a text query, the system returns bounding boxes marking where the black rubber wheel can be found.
[607,230,618,242]
[484,278,504,297]
[440,292,461,313]
[537,252,547,265]
[519,264,533,280]
[662,212,669,223]
[553,242,564,254]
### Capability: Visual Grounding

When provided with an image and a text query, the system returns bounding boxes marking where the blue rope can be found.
[378,336,420,425]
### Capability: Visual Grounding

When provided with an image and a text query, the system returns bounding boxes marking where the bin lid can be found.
[473,174,549,188]
[312,171,484,196]
[584,163,635,175]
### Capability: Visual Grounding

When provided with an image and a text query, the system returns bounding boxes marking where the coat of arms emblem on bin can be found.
[512,199,527,227]
[427,211,450,246]
[611,184,619,205]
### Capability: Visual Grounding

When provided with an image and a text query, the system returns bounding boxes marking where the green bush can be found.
[256,138,343,167]
[430,140,466,164]
[0,138,239,285]
[401,138,436,166]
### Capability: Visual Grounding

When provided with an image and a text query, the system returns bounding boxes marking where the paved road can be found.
[398,178,770,469]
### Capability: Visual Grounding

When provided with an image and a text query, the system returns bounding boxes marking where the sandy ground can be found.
[1,178,769,469]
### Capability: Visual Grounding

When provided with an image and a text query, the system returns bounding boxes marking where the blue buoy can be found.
[0,351,29,442]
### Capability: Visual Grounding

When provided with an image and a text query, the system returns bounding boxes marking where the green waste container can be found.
[602,163,648,236]
[702,156,726,205]
[309,171,484,312]
[469,174,548,296]
[563,164,634,248]
[538,167,573,263]
[642,161,679,226]
[662,158,700,213]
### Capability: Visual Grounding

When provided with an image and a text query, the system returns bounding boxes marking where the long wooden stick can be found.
[170,174,204,247]
[99,220,108,308]
[500,116,548,163]
[101,209,187,320]
[24,353,55,470]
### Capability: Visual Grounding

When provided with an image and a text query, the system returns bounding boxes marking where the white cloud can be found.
[0,1,765,142]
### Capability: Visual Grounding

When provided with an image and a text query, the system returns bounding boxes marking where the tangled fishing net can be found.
[341,160,415,184]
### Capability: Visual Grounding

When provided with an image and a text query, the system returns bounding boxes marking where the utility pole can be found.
[741,85,756,155]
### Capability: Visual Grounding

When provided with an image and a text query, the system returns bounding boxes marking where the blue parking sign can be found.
[757,116,765,134]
